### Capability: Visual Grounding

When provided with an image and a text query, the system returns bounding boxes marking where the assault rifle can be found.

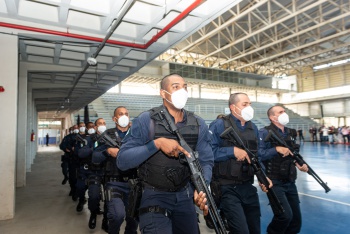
[159,108,227,234]
[265,130,331,193]
[75,134,88,146]
[97,131,121,148]
[220,126,285,216]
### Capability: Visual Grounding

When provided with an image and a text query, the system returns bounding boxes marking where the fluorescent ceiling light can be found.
[313,58,350,71]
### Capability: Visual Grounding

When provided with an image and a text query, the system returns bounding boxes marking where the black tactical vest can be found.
[263,124,298,182]
[104,128,137,181]
[138,106,199,191]
[213,115,256,185]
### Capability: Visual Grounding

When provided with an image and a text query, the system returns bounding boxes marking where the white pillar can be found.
[0,34,18,220]
[17,65,28,187]
[198,84,201,98]
[26,83,33,172]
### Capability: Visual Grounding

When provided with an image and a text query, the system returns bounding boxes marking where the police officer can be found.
[117,73,213,234]
[75,121,98,214]
[60,124,79,200]
[258,105,308,234]
[87,118,108,230]
[59,127,73,185]
[92,107,138,234]
[209,92,270,234]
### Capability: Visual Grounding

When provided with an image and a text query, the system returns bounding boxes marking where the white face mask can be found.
[79,127,86,133]
[73,129,79,134]
[87,128,95,135]
[234,105,254,121]
[277,113,289,125]
[97,125,106,134]
[117,115,129,128]
[163,88,188,109]
[70,131,73,134]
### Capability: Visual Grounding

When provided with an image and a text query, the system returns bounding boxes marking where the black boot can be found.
[88,212,97,229]
[76,199,85,212]
[62,177,68,185]
[101,218,108,233]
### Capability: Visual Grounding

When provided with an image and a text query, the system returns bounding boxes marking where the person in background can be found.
[46,133,49,146]
[297,128,304,143]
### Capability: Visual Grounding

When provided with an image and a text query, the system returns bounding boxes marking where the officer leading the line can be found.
[209,92,271,234]
[92,107,138,234]
[117,73,213,233]
[258,105,308,234]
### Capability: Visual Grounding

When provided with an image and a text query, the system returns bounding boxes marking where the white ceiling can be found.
[1,0,350,119]
[0,0,240,118]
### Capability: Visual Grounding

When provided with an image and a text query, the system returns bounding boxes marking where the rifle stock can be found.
[159,109,227,234]
[265,130,331,193]
[220,126,285,216]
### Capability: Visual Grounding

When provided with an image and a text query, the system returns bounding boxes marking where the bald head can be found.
[229,93,248,106]
[160,73,183,90]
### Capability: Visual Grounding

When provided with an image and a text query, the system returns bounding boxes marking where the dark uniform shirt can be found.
[209,114,259,162]
[117,109,214,183]
[92,128,127,164]
[258,126,288,162]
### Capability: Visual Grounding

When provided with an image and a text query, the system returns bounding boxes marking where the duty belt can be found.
[143,182,189,192]
[107,176,129,183]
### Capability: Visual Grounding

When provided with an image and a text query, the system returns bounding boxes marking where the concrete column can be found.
[33,105,38,161]
[0,34,18,220]
[198,84,201,98]
[26,83,33,172]
[17,65,28,187]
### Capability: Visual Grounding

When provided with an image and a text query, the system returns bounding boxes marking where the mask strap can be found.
[233,104,243,118]
[162,89,173,105]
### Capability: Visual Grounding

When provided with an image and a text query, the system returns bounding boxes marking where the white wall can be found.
[0,34,18,220]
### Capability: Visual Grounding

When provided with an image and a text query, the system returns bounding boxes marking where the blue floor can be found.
[258,142,350,234]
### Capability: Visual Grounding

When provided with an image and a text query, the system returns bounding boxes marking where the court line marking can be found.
[299,192,350,206]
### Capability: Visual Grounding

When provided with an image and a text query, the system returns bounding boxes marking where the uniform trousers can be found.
[68,160,79,195]
[220,182,260,234]
[106,181,138,234]
[61,154,69,179]
[87,172,103,213]
[76,167,91,202]
[267,180,301,234]
[139,184,198,234]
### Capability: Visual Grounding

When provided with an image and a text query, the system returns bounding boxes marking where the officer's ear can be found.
[160,89,166,99]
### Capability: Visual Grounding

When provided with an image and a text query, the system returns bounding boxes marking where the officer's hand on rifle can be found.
[194,190,208,216]
[233,147,251,164]
[275,146,293,157]
[259,177,273,193]
[107,148,119,158]
[296,163,308,172]
[154,138,190,158]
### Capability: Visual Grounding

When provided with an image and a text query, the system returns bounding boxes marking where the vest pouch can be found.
[230,160,243,178]
[279,160,291,177]
[165,167,184,187]
[218,161,228,176]
[105,160,113,175]
[246,165,255,177]
[289,163,297,181]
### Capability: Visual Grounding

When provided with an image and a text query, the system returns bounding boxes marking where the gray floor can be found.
[0,146,214,234]
[2,143,348,233]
